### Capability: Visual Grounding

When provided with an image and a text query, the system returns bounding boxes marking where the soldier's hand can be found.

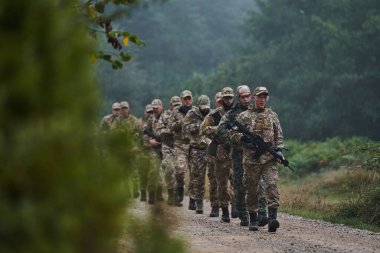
[149,139,161,147]
[275,149,285,164]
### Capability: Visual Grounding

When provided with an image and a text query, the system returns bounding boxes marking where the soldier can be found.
[99,102,120,132]
[201,87,234,222]
[231,86,284,232]
[144,99,165,204]
[183,95,211,214]
[155,96,182,206]
[136,104,154,201]
[217,85,267,227]
[110,101,140,198]
[200,92,222,217]
[169,90,194,208]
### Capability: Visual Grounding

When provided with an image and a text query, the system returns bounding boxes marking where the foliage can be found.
[190,0,380,140]
[0,1,183,253]
[81,0,145,68]
[96,0,256,116]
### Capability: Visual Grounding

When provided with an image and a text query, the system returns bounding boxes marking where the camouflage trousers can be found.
[147,151,163,192]
[243,159,279,212]
[231,149,268,214]
[206,155,218,208]
[215,145,232,208]
[188,147,207,200]
[173,143,190,188]
[161,145,176,190]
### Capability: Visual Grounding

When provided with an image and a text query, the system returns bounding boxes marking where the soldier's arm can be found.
[273,112,284,149]
[200,114,216,137]
[216,114,232,144]
[183,113,200,135]
[169,111,183,132]
[230,112,249,144]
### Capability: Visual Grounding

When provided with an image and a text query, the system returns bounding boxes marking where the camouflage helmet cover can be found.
[119,101,129,109]
[112,102,121,109]
[151,98,163,108]
[197,95,211,110]
[214,92,222,102]
[145,104,153,113]
[180,90,193,98]
[221,87,234,98]
[170,96,181,106]
[253,86,269,96]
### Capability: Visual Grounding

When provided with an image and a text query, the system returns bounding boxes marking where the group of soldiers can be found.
[100,85,285,233]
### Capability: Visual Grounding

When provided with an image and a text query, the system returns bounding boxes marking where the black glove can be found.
[241,135,251,143]
[179,105,191,114]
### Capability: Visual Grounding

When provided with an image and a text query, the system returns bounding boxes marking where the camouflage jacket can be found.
[200,107,225,139]
[155,109,175,147]
[217,103,249,149]
[111,114,138,131]
[182,107,210,149]
[143,113,162,157]
[169,106,196,144]
[99,114,118,132]
[231,107,284,164]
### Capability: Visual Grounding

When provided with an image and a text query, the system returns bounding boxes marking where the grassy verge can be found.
[279,168,380,232]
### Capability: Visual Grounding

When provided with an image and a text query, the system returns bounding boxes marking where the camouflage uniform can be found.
[99,102,121,132]
[231,86,284,232]
[200,107,222,211]
[182,95,211,213]
[168,90,194,205]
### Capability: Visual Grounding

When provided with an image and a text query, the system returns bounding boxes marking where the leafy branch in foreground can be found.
[81,0,145,69]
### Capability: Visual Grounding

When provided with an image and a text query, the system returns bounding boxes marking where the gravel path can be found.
[125,196,380,253]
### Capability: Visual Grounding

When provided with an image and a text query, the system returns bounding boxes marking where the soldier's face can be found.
[238,92,251,107]
[112,108,120,116]
[222,96,233,106]
[153,106,163,116]
[182,96,192,106]
[254,94,268,109]
[121,107,129,116]
[215,99,222,108]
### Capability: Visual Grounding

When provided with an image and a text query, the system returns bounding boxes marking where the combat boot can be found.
[188,197,196,210]
[195,200,203,214]
[156,185,164,202]
[209,207,219,217]
[249,212,259,231]
[140,190,147,202]
[148,191,156,205]
[239,211,249,226]
[231,202,239,218]
[177,186,184,203]
[268,208,280,232]
[167,189,175,206]
[221,207,230,223]
[258,210,268,227]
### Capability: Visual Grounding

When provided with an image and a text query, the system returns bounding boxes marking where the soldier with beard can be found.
[217,85,268,227]
[200,92,222,217]
[155,96,182,205]
[169,90,194,207]
[182,95,211,214]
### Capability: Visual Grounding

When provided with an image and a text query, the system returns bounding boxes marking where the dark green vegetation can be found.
[280,137,380,231]
[99,0,380,140]
[0,1,183,253]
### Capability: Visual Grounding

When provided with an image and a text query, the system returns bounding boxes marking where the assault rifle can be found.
[229,115,294,172]
[143,128,161,143]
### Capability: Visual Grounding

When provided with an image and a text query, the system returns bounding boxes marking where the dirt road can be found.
[125,197,380,253]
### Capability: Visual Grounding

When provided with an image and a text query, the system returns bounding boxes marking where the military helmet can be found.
[180,90,193,98]
[221,87,234,98]
[253,86,269,96]
[112,102,121,110]
[145,104,153,113]
[236,85,251,96]
[197,95,211,110]
[151,98,163,108]
[170,96,181,106]
[214,92,222,102]
[119,101,129,109]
